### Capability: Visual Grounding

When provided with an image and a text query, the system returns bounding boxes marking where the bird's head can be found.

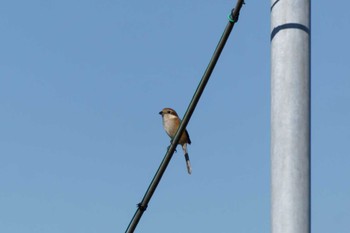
[159,108,179,119]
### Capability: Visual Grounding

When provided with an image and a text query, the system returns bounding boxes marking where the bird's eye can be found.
[167,110,171,114]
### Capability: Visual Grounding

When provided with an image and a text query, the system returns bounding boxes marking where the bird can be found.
[159,107,192,174]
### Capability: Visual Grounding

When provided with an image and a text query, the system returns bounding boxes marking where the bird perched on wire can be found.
[159,108,192,174]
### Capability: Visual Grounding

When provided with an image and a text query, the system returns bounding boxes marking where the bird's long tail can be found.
[182,143,192,175]
[184,153,192,175]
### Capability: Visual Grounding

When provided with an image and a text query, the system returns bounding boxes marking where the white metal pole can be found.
[270,0,311,233]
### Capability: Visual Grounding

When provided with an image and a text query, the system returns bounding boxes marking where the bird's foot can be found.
[167,145,177,152]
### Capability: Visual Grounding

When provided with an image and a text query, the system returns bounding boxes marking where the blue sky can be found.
[1,1,349,232]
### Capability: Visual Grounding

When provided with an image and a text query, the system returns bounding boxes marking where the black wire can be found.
[125,1,245,232]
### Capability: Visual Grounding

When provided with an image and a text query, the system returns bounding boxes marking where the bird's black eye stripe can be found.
[167,110,171,114]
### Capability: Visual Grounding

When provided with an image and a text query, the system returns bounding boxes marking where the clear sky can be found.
[1,1,349,233]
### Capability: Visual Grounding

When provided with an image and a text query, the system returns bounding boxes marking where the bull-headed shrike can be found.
[159,108,192,174]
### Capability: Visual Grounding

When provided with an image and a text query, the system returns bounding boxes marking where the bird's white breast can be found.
[162,114,178,138]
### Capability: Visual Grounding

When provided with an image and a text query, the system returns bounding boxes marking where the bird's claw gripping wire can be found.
[168,141,177,152]
[167,145,177,153]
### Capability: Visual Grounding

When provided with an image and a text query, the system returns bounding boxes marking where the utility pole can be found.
[270,0,311,233]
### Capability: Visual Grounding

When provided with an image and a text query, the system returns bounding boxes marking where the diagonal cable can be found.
[125,1,245,232]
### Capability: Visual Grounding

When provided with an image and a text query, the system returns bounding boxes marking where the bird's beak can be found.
[159,111,163,115]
